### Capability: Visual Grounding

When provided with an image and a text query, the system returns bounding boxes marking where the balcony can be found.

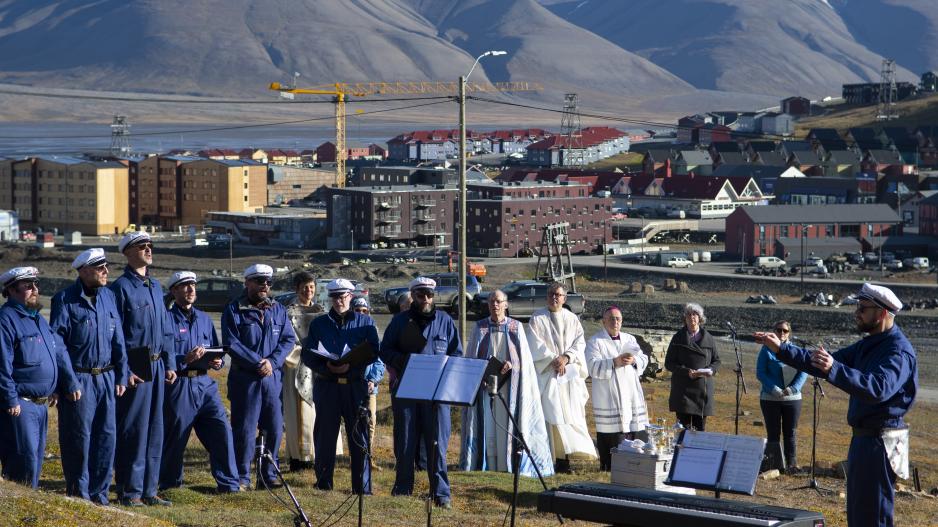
[375,211,401,223]
[413,210,436,222]
[376,201,399,210]
[377,225,401,236]
[413,200,436,209]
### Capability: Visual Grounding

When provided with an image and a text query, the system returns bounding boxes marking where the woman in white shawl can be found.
[460,290,554,478]
[585,306,649,471]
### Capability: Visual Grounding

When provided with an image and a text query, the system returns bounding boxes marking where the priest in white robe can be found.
[460,290,554,478]
[526,282,598,473]
[585,306,650,471]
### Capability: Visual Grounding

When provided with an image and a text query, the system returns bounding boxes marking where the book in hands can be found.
[694,367,714,376]
[394,353,488,406]
[484,356,511,391]
[187,347,227,370]
[308,341,376,368]
[127,345,153,382]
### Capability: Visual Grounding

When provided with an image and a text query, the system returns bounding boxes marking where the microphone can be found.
[486,374,498,396]
[255,434,266,460]
[724,321,737,333]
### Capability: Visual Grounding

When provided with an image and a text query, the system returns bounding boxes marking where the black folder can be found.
[484,356,511,391]
[334,341,377,368]
[127,345,153,382]
[399,319,428,352]
[187,348,228,371]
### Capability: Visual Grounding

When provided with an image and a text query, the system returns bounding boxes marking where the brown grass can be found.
[795,93,938,134]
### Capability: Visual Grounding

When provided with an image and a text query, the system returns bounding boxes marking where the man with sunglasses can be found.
[302,279,381,493]
[222,264,296,490]
[756,283,917,527]
[0,267,74,488]
[379,277,461,509]
[51,248,129,505]
[110,231,177,507]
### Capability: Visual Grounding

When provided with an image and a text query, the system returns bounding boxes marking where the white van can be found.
[754,256,787,270]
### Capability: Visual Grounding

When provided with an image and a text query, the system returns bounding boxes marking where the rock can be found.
[678,281,690,293]
[643,284,655,296]
[630,281,643,294]
[930,487,938,496]
[759,469,780,480]
[664,278,676,290]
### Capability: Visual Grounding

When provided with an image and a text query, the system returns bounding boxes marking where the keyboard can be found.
[538,482,825,527]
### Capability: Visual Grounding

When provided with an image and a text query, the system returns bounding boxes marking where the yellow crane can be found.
[268,81,542,187]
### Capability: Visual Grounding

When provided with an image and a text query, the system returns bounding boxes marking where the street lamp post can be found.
[458,50,507,342]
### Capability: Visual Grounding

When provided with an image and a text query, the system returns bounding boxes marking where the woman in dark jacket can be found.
[665,303,721,431]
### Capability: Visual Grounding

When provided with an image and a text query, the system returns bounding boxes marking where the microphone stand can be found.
[727,325,747,435]
[256,435,312,527]
[357,404,371,527]
[425,401,440,527]
[486,382,562,525]
[792,373,833,495]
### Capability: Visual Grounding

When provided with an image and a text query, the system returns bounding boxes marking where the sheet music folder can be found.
[127,345,153,382]
[665,430,765,495]
[394,354,488,407]
[187,347,228,371]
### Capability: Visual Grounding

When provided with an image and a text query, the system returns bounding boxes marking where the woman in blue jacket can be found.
[756,320,807,472]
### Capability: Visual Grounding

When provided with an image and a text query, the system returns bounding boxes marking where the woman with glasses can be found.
[664,303,720,431]
[756,321,807,473]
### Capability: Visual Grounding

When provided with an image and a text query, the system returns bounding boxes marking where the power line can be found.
[0,99,456,141]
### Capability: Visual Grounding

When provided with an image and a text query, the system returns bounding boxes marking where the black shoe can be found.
[289,459,314,472]
[554,458,572,474]
[257,480,284,490]
[143,495,172,506]
[119,498,144,507]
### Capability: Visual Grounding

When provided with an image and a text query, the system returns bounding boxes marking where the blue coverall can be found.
[379,309,462,502]
[221,296,296,487]
[776,324,917,527]
[110,267,175,501]
[159,303,240,492]
[51,280,128,504]
[302,310,382,493]
[0,299,73,488]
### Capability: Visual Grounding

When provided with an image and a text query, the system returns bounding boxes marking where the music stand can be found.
[395,354,489,527]
[665,430,765,499]
[726,325,748,435]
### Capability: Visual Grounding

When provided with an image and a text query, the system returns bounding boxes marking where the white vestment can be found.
[585,330,649,434]
[526,308,597,460]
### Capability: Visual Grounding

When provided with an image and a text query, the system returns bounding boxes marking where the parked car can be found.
[845,252,864,265]
[804,256,823,267]
[667,257,694,268]
[753,256,787,270]
[863,252,879,264]
[471,280,586,320]
[194,278,244,311]
[383,273,481,314]
[885,260,904,271]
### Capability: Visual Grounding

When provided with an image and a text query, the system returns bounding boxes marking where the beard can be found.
[856,318,878,333]
[25,297,42,310]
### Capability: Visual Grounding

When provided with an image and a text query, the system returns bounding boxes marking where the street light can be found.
[459,49,507,342]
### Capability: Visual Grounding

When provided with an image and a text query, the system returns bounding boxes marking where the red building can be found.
[725,204,901,261]
[466,180,612,257]
[917,193,938,236]
[781,96,811,117]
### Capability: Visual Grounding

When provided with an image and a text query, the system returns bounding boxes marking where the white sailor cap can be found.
[327,278,355,295]
[1,267,39,289]
[351,296,370,309]
[168,271,197,289]
[72,248,108,270]
[244,264,274,280]
[409,277,436,292]
[118,231,152,253]
[857,283,902,314]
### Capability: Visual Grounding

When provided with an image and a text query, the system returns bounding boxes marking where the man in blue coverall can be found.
[159,271,241,494]
[222,264,296,489]
[379,277,462,509]
[51,248,129,505]
[0,267,75,488]
[756,283,917,527]
[110,231,177,507]
[303,278,382,493]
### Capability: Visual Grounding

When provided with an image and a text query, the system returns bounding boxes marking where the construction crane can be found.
[269,80,542,187]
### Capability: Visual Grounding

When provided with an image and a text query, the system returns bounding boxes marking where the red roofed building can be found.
[628,173,767,218]
[526,127,629,167]
[497,168,633,195]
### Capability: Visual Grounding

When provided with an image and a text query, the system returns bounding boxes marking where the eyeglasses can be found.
[329,292,349,299]
[251,278,272,286]
[17,282,39,291]
[92,265,109,274]
[549,292,566,298]
[855,304,881,313]
[413,290,434,299]
[134,243,153,251]
[774,327,790,334]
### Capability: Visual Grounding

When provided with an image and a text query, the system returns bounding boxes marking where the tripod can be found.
[726,324,748,435]
[487,378,562,526]
[256,435,312,527]
[790,374,832,494]
[356,404,372,527]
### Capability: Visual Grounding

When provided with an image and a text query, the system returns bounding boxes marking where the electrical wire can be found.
[0,98,456,141]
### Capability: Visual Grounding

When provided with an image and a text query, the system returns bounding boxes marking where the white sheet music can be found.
[671,447,723,486]
[394,354,447,401]
[309,342,340,361]
[679,431,765,494]
[435,357,488,404]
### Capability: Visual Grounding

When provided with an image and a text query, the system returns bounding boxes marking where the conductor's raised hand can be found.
[754,331,781,353]
[811,346,833,374]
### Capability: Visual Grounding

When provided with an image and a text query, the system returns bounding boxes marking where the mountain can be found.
[0,0,691,111]
[544,0,918,98]
[831,0,938,75]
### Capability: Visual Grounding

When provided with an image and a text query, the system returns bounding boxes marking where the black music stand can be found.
[395,354,489,527]
[726,325,748,435]
[665,430,764,498]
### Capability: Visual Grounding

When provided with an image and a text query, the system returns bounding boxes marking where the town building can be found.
[316,141,372,163]
[772,176,877,206]
[724,204,901,261]
[325,185,458,250]
[526,127,629,167]
[905,190,938,229]
[464,180,612,257]
[842,82,918,105]
[920,71,937,92]
[267,165,334,205]
[918,192,938,236]
[206,208,327,249]
[626,173,767,219]
[497,168,631,195]
[0,209,19,242]
[757,113,794,136]
[711,164,805,195]
[3,156,129,235]
[781,96,811,117]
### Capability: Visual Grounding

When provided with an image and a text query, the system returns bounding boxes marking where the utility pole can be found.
[458,75,468,342]
[110,115,132,157]
[876,59,899,121]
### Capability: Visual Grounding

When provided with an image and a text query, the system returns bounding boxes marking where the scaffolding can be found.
[876,59,899,121]
[534,222,577,292]
[559,93,584,166]
[109,115,132,157]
